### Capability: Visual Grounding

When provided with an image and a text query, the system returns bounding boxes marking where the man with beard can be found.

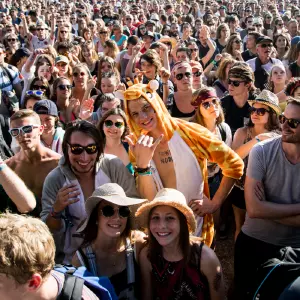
[41,120,138,263]
[234,98,300,299]
[3,110,60,216]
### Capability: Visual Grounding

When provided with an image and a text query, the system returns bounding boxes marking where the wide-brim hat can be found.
[248,90,281,115]
[135,188,196,233]
[158,36,177,48]
[77,183,146,233]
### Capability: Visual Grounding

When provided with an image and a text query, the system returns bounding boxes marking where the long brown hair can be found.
[147,207,192,265]
[247,107,280,131]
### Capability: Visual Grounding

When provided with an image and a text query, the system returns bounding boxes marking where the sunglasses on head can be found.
[101,205,131,218]
[58,84,72,91]
[175,72,192,80]
[68,143,99,155]
[9,125,39,137]
[32,84,48,90]
[26,90,44,97]
[228,79,245,87]
[202,99,219,109]
[279,115,300,129]
[249,107,270,116]
[73,71,86,77]
[104,120,124,128]
[260,43,273,48]
[193,71,202,77]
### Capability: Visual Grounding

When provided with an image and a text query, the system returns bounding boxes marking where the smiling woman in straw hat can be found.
[72,183,146,299]
[230,89,281,240]
[137,188,225,300]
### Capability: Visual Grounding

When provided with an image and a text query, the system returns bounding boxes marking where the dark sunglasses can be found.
[68,143,99,155]
[266,16,272,19]
[234,39,242,44]
[279,115,300,129]
[32,84,48,90]
[190,48,198,52]
[260,43,273,48]
[193,71,202,77]
[104,120,124,128]
[249,107,270,116]
[7,38,17,42]
[228,79,245,87]
[139,27,146,30]
[101,205,131,218]
[73,72,86,77]
[58,84,72,91]
[99,31,108,34]
[37,28,45,31]
[277,23,284,26]
[175,72,192,80]
[60,31,68,34]
[126,18,132,21]
[254,24,262,27]
[202,99,219,109]
[9,125,39,137]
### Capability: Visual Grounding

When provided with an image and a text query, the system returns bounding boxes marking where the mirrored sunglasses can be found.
[68,143,99,155]
[104,120,124,128]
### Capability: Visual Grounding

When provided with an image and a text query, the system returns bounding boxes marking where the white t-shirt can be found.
[31,35,54,50]
[247,57,284,73]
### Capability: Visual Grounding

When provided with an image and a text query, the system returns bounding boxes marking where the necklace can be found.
[42,137,54,149]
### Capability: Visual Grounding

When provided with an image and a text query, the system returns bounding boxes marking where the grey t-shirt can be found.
[242,136,300,247]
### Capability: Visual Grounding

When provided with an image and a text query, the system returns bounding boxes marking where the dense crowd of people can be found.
[0,0,300,299]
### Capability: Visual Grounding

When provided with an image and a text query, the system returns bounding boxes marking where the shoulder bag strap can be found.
[58,273,84,300]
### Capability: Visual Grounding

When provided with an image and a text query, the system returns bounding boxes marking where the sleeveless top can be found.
[167,94,195,120]
[235,127,252,190]
[151,243,209,300]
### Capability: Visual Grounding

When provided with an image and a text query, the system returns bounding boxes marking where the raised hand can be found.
[53,184,81,213]
[125,134,164,168]
[79,98,94,120]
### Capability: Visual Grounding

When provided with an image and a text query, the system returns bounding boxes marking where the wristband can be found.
[0,163,7,171]
[137,171,152,176]
[135,166,151,173]
[212,60,217,66]
[255,137,261,143]
[50,207,62,219]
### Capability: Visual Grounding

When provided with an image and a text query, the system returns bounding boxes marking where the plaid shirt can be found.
[0,64,21,92]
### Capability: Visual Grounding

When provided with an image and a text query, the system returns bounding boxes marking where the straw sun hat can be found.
[77,183,146,233]
[135,188,197,233]
[248,89,282,115]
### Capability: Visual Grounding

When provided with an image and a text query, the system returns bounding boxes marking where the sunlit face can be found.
[250,103,270,126]
[276,36,287,49]
[173,65,193,91]
[84,30,92,41]
[10,117,43,151]
[68,131,98,175]
[97,200,128,238]
[149,206,181,248]
[103,114,125,140]
[101,77,117,93]
[38,65,51,81]
[228,77,249,96]
[101,99,120,115]
[73,68,88,87]
[281,103,300,144]
[56,62,68,75]
[199,97,220,121]
[39,114,56,135]
[82,46,93,59]
[140,59,156,78]
[127,98,158,132]
[271,66,286,85]
[246,35,256,49]
[101,62,113,73]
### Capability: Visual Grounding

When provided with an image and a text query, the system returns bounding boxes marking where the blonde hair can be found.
[0,213,55,284]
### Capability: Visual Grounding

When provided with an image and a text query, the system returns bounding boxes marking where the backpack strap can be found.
[217,123,227,142]
[58,273,84,300]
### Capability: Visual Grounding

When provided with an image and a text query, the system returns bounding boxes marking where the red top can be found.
[150,243,208,300]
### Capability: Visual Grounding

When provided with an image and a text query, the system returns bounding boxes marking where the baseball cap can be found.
[55,55,69,64]
[256,36,273,44]
[291,36,300,46]
[33,100,58,117]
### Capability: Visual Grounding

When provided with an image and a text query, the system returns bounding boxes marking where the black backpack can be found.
[253,247,300,300]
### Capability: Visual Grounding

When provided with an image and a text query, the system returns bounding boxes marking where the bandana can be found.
[192,90,218,107]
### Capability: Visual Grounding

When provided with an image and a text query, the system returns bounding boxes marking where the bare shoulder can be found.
[5,153,20,169]
[44,148,61,161]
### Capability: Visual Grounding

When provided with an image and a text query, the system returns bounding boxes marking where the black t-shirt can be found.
[221,93,256,135]
[289,62,300,78]
[242,50,257,62]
